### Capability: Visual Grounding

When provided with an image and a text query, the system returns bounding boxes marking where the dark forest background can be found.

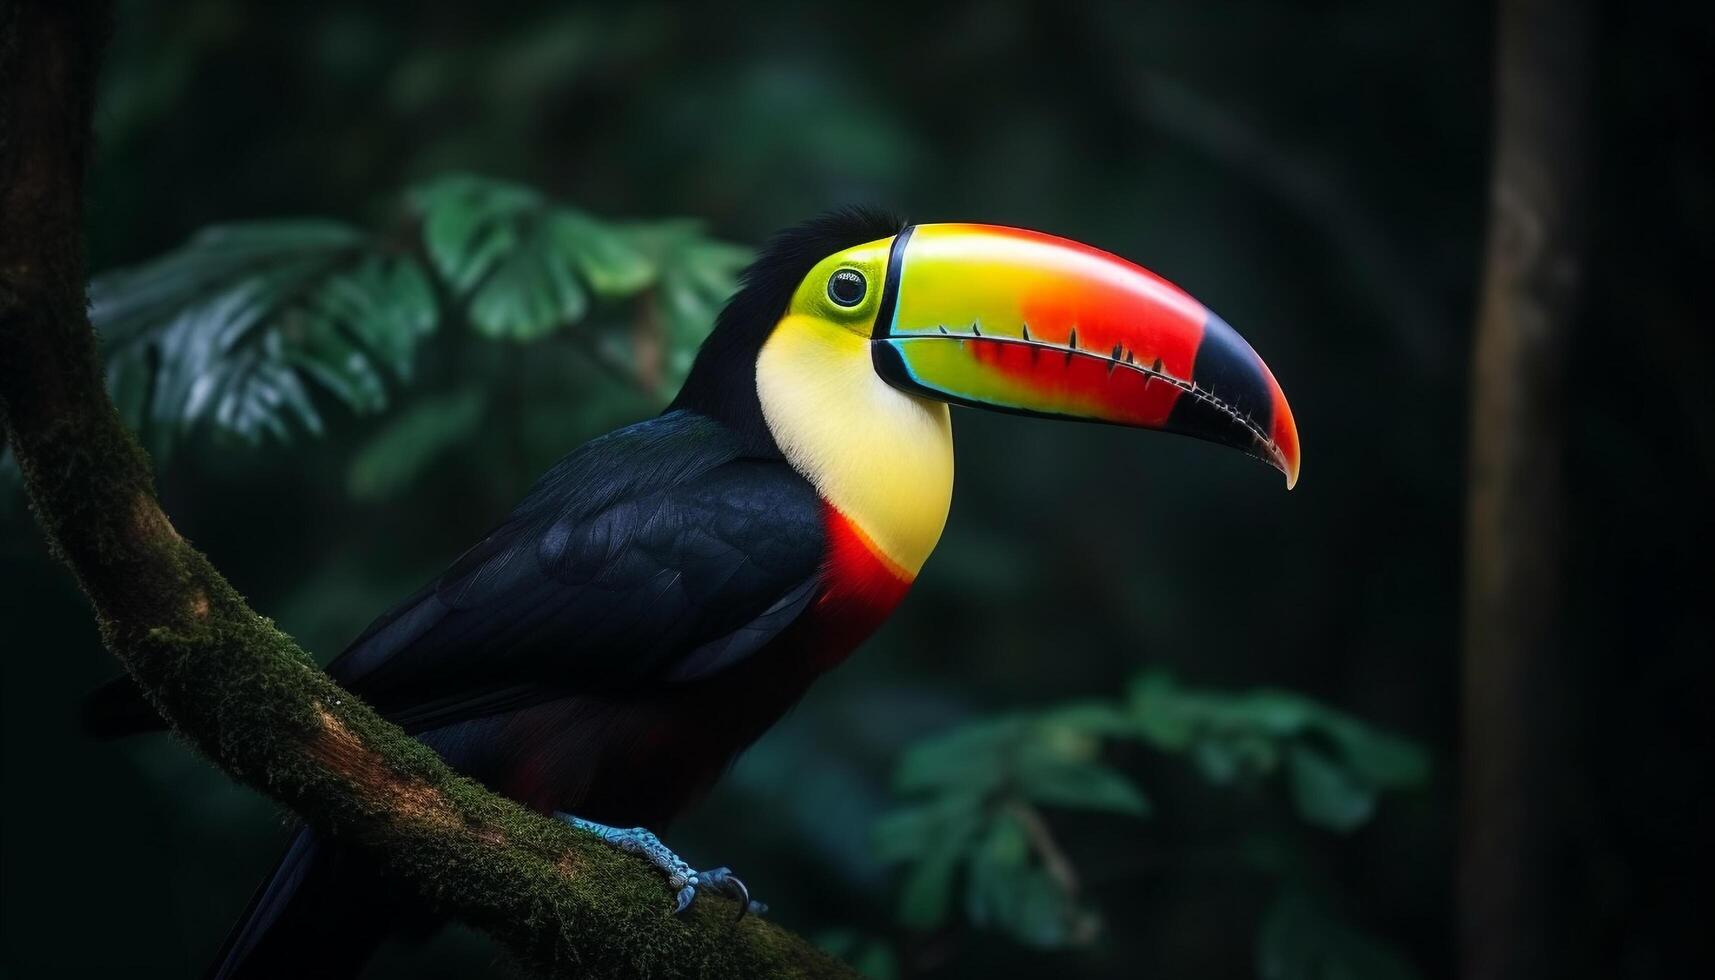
[2,1,1710,978]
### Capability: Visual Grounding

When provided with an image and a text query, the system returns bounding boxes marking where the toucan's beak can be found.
[870,224,1300,488]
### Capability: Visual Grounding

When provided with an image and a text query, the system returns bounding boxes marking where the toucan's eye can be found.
[828,269,867,307]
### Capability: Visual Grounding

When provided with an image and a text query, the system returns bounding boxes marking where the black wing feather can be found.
[328,410,826,730]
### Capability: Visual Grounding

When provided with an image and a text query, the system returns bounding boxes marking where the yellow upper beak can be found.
[869,223,1300,488]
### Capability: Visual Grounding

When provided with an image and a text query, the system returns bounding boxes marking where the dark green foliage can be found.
[623,221,755,382]
[961,807,1090,948]
[409,175,749,386]
[875,674,1427,959]
[92,220,436,449]
[72,176,749,462]
[1128,673,1429,832]
[415,175,636,337]
[0,173,749,502]
[875,707,1149,946]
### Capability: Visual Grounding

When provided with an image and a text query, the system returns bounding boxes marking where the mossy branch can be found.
[0,4,851,977]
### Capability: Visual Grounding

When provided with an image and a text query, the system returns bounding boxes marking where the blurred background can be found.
[1,1,1710,978]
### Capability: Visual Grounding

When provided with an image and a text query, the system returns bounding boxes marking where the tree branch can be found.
[1459,0,1593,977]
[0,4,850,977]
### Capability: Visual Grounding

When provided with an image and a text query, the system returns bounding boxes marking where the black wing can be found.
[327,410,826,731]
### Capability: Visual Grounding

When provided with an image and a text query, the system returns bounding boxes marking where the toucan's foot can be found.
[554,813,767,919]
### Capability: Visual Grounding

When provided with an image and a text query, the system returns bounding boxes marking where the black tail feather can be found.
[85,682,425,974]
[209,827,412,980]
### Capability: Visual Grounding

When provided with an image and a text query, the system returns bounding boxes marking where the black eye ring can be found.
[828,269,867,307]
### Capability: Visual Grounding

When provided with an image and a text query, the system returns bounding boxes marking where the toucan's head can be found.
[676,208,1299,491]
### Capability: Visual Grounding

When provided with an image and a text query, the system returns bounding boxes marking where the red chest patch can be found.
[805,502,914,667]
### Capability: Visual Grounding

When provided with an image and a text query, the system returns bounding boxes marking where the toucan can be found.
[88,208,1299,977]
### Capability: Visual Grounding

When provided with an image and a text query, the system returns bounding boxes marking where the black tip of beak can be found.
[1166,311,1296,482]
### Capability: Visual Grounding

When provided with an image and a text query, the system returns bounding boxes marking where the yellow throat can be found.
[756,311,954,578]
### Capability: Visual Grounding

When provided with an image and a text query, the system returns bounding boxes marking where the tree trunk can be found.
[0,4,848,977]
[1460,0,1594,978]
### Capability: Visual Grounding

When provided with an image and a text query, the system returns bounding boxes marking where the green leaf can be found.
[1322,716,1432,789]
[312,255,438,377]
[1009,869,1086,949]
[897,844,963,930]
[553,211,656,297]
[1229,690,1321,737]
[964,810,1031,930]
[963,810,1093,949]
[1016,758,1151,816]
[892,717,1025,795]
[91,220,363,342]
[91,220,436,452]
[411,174,540,293]
[624,222,749,383]
[1127,670,1428,828]
[872,793,984,864]
[1128,672,1202,750]
[346,389,488,502]
[1042,701,1137,737]
[71,176,752,471]
[1286,745,1376,832]
[280,309,387,416]
[467,219,589,340]
[409,177,702,347]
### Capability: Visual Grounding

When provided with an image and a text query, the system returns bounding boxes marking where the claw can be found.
[555,813,767,919]
[698,867,752,922]
[729,876,751,921]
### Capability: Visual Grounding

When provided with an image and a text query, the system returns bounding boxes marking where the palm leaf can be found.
[91,221,436,453]
[410,175,669,341]
[58,176,749,467]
